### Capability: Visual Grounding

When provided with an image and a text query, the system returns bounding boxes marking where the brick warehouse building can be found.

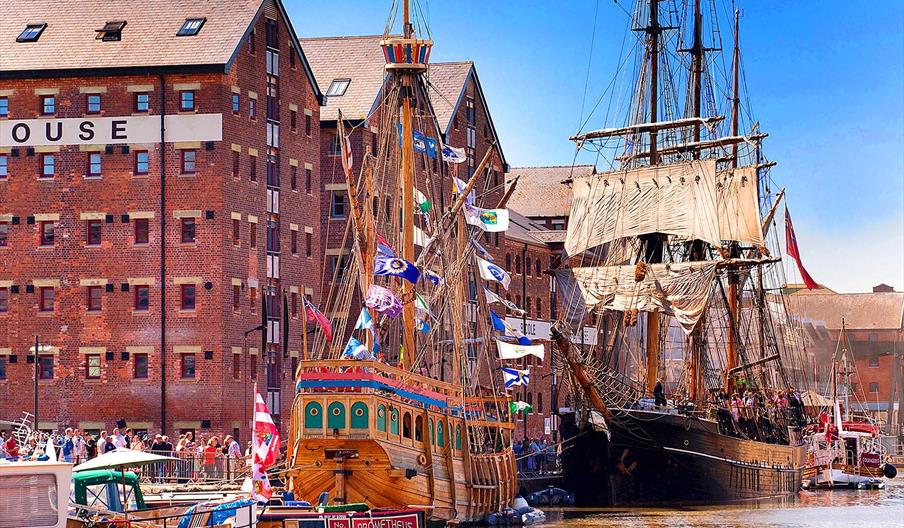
[0,0,323,440]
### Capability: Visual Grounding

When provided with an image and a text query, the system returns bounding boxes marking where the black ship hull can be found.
[560,409,806,505]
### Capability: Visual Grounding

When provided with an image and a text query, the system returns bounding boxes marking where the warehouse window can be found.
[330,192,346,218]
[85,354,101,380]
[180,353,196,378]
[232,94,240,114]
[180,284,196,311]
[0,97,8,117]
[134,151,149,175]
[326,79,350,97]
[41,95,55,115]
[179,90,195,111]
[86,220,102,246]
[87,153,102,177]
[39,221,55,246]
[17,24,47,42]
[180,217,196,243]
[0,287,8,312]
[134,285,149,311]
[39,355,54,379]
[177,18,206,37]
[86,94,102,114]
[39,287,54,312]
[134,93,149,113]
[40,153,55,177]
[134,354,148,379]
[86,286,102,311]
[180,149,196,174]
[869,382,879,393]
[134,218,149,245]
[0,154,7,179]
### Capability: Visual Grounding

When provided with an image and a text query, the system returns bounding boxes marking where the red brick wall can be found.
[0,9,321,442]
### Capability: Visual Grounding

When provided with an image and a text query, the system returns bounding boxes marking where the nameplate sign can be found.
[0,114,222,147]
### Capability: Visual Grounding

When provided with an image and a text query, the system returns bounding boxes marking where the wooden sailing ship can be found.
[284,1,517,523]
[550,0,810,504]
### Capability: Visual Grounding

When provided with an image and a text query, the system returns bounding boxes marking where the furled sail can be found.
[717,167,763,247]
[565,160,721,256]
[564,160,764,256]
[560,261,719,334]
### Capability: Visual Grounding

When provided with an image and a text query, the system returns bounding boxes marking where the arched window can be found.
[505,254,512,269]
[350,402,369,429]
[304,402,323,429]
[536,259,542,276]
[402,412,412,439]
[526,391,533,412]
[428,418,435,445]
[515,256,521,274]
[437,420,445,447]
[538,392,544,413]
[536,298,543,319]
[516,295,521,307]
[389,407,400,435]
[376,404,387,432]
[526,297,532,317]
[415,415,424,442]
[327,401,346,430]
[455,425,462,450]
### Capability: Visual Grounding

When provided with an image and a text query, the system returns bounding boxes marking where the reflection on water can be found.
[541,480,904,528]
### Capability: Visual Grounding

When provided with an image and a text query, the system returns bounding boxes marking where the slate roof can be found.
[300,35,387,122]
[507,165,596,218]
[786,292,904,331]
[506,208,551,247]
[427,61,473,132]
[0,0,322,98]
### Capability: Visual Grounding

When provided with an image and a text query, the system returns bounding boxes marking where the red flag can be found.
[304,298,334,342]
[785,206,818,290]
[253,387,281,468]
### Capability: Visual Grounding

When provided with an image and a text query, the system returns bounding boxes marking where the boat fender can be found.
[883,463,897,479]
[417,454,427,466]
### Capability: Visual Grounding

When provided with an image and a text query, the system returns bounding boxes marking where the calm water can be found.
[541,480,904,527]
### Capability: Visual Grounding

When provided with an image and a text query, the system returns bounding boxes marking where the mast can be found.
[690,0,703,152]
[730,9,740,169]
[724,8,742,392]
[648,0,661,165]
[399,0,417,369]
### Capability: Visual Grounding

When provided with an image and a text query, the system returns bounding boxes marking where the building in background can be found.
[0,0,323,441]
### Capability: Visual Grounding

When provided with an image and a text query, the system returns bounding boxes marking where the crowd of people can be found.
[713,386,806,443]
[513,435,560,476]
[0,426,252,482]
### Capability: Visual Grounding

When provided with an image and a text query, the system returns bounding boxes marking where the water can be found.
[541,480,904,527]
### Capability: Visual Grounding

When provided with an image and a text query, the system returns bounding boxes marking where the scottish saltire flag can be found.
[477,257,511,289]
[496,338,545,361]
[501,366,530,388]
[343,336,372,360]
[453,177,476,205]
[509,401,533,414]
[374,252,421,285]
[465,205,510,233]
[423,269,443,286]
[489,310,532,345]
[354,308,373,330]
[471,238,494,261]
[484,286,524,315]
[442,145,467,164]
[253,386,281,468]
[364,284,403,318]
[416,319,431,334]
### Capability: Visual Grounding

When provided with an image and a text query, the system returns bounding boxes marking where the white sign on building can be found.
[0,114,222,147]
[504,316,598,346]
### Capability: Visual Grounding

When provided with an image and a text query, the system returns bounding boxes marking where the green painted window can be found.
[428,418,435,445]
[351,402,369,429]
[437,420,445,447]
[376,404,387,432]
[304,402,323,429]
[389,407,399,435]
[455,424,462,450]
[327,401,347,430]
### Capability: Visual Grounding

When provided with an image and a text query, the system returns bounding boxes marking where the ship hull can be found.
[560,409,806,505]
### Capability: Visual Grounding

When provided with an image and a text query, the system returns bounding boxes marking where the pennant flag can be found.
[442,145,467,164]
[465,205,510,233]
[374,252,421,285]
[253,387,281,468]
[364,284,403,318]
[501,366,530,388]
[343,336,373,360]
[453,177,476,206]
[414,188,432,213]
[416,319,431,334]
[354,308,373,331]
[484,286,525,315]
[477,257,512,289]
[496,338,545,361]
[785,206,819,290]
[509,401,533,415]
[304,298,333,342]
[415,293,434,320]
[423,269,443,286]
[471,238,494,262]
[489,310,532,346]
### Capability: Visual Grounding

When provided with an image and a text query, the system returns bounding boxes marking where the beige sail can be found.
[717,166,763,246]
[564,261,719,333]
[565,160,721,256]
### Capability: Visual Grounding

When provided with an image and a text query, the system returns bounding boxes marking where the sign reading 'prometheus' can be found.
[0,114,223,147]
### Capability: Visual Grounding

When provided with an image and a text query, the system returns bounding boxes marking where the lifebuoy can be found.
[417,454,427,466]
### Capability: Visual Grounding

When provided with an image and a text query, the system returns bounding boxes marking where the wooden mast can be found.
[399,0,417,370]
[686,0,704,403]
[690,0,703,152]
[725,9,741,392]
[644,0,662,395]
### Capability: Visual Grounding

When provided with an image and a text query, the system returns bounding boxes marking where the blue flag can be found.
[343,336,372,360]
[354,308,373,330]
[423,269,443,286]
[416,319,431,334]
[374,252,421,285]
[489,310,532,346]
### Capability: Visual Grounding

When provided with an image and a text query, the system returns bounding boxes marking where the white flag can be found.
[453,177,476,206]
[464,205,509,233]
[442,145,467,164]
[484,286,524,315]
[496,338,544,361]
[477,257,511,289]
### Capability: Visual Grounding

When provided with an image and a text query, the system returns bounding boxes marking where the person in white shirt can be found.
[111,428,127,449]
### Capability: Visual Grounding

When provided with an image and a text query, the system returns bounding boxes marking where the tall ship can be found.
[284,1,518,523]
[550,0,812,504]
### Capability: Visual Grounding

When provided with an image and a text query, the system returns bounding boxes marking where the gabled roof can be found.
[300,35,387,122]
[506,209,551,248]
[0,0,323,100]
[507,165,596,218]
[427,61,508,170]
[786,292,904,331]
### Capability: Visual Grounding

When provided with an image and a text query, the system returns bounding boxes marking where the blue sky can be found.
[287,1,904,293]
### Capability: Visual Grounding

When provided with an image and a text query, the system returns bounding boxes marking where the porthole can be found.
[309,407,319,416]
[377,407,386,418]
[332,407,342,416]
[354,407,365,417]
[391,411,398,421]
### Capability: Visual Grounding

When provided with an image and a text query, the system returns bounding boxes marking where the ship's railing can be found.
[71,501,256,528]
[65,451,252,484]
[296,359,465,400]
